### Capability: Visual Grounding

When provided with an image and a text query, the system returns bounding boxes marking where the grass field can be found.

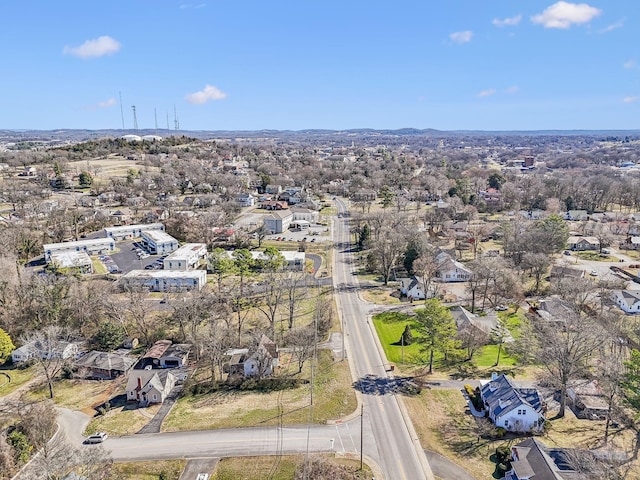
[359,286,403,305]
[113,460,186,480]
[163,350,356,431]
[372,310,520,372]
[212,455,372,480]
[404,387,640,480]
[0,366,37,398]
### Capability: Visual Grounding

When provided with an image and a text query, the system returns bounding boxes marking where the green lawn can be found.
[0,365,37,397]
[372,310,520,370]
[372,312,425,365]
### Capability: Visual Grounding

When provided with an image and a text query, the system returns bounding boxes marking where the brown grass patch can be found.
[113,460,185,480]
[406,387,640,479]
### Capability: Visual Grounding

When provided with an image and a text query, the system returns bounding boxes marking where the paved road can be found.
[46,199,433,479]
[332,198,434,480]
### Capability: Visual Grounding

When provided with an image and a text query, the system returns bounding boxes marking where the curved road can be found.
[49,198,433,479]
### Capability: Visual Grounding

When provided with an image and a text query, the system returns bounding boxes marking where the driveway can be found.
[136,385,183,434]
[179,458,219,480]
[425,450,477,480]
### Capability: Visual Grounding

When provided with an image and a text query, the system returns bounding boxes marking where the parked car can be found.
[563,250,571,256]
[590,270,598,276]
[85,432,108,444]
[495,305,508,311]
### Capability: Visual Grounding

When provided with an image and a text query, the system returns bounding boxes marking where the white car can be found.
[85,432,108,444]
[590,270,598,276]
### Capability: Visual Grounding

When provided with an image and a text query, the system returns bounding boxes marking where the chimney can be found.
[491,372,498,381]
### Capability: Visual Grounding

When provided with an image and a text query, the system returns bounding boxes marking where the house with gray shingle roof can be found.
[481,373,546,433]
[612,290,640,314]
[506,438,579,480]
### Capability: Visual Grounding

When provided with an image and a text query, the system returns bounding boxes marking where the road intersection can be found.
[53,198,434,479]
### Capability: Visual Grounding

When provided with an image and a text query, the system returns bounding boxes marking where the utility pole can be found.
[360,403,364,471]
[154,108,158,135]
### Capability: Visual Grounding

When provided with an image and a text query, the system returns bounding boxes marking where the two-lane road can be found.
[333,199,434,479]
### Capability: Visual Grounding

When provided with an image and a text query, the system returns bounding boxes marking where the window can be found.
[504,420,509,427]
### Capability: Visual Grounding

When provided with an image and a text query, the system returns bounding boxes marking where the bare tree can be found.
[20,325,75,399]
[521,252,551,294]
[286,326,316,374]
[284,271,309,330]
[536,313,604,417]
[368,227,406,285]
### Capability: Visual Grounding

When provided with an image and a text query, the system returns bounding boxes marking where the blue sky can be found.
[1,1,638,131]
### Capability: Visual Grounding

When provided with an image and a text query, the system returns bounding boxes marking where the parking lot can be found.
[105,240,165,274]
[266,225,331,243]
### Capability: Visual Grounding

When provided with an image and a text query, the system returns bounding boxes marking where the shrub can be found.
[464,384,476,397]
[495,427,507,437]
[495,445,511,463]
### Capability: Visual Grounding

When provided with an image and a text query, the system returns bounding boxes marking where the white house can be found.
[125,369,181,406]
[434,252,473,282]
[236,193,255,207]
[564,210,588,221]
[244,335,279,377]
[11,343,38,363]
[141,230,179,255]
[44,238,115,262]
[613,290,640,314]
[480,373,545,433]
[120,270,207,292]
[398,276,427,300]
[163,243,207,271]
[263,209,293,234]
[104,223,165,240]
[11,340,78,364]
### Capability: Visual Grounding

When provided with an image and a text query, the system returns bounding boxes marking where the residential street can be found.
[46,200,439,479]
[332,199,435,479]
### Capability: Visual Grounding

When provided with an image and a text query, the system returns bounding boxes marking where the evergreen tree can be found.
[414,299,458,374]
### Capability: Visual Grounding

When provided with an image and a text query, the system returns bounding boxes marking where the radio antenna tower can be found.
[119,91,125,129]
[174,105,180,131]
[154,108,158,135]
[166,112,170,130]
[131,105,138,130]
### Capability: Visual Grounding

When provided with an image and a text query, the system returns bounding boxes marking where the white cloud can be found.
[493,15,522,27]
[624,60,637,69]
[449,30,473,44]
[97,98,116,108]
[624,96,640,103]
[599,19,624,33]
[506,86,520,94]
[531,2,601,29]
[478,89,496,98]
[63,36,121,59]
[185,84,227,104]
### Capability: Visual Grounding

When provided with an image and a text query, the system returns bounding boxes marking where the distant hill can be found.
[1,127,639,143]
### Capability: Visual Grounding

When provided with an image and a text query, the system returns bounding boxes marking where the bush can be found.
[495,427,507,437]
[495,445,511,463]
[464,384,476,397]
